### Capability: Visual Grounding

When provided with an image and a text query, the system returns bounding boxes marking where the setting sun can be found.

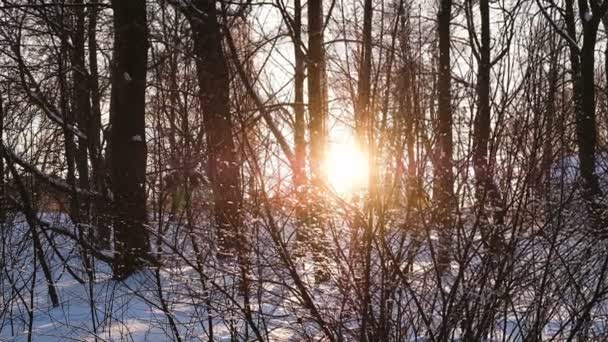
[323,142,369,195]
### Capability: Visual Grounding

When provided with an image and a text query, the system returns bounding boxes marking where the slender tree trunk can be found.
[57,24,81,224]
[435,0,454,269]
[471,0,505,246]
[357,0,374,338]
[71,0,91,221]
[293,0,309,246]
[88,0,103,189]
[472,0,491,202]
[67,0,95,275]
[542,40,559,193]
[186,0,242,253]
[0,95,4,223]
[88,0,110,247]
[294,0,306,192]
[356,0,373,151]
[398,5,418,209]
[110,0,150,278]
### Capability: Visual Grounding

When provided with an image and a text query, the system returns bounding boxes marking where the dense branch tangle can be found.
[1,0,608,341]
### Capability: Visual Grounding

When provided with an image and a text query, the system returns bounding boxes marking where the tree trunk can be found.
[471,0,505,246]
[57,22,81,225]
[71,0,91,220]
[308,0,326,183]
[357,0,374,338]
[293,0,309,243]
[356,0,373,151]
[565,0,604,201]
[293,0,306,192]
[294,0,306,192]
[187,0,242,254]
[435,0,454,270]
[578,20,601,200]
[110,0,150,279]
[88,0,110,246]
[472,0,491,202]
[542,38,559,193]
[0,95,4,223]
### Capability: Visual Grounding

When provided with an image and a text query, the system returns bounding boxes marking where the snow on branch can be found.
[1,143,101,198]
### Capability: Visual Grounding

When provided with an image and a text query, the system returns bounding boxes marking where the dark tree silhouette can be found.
[110,0,151,278]
[184,0,242,253]
[435,0,455,268]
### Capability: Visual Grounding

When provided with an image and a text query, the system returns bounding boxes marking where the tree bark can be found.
[88,0,110,246]
[294,0,306,197]
[308,0,326,183]
[0,95,4,223]
[357,0,374,338]
[186,0,243,253]
[356,0,373,151]
[472,0,491,201]
[578,12,601,200]
[565,0,606,201]
[293,0,309,243]
[542,38,559,193]
[71,0,91,220]
[435,0,454,269]
[110,0,150,278]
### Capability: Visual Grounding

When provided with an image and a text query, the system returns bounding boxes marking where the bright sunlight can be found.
[323,142,369,195]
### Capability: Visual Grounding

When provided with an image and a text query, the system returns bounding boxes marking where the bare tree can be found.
[177,0,243,254]
[435,0,455,268]
[308,0,326,184]
[110,0,151,278]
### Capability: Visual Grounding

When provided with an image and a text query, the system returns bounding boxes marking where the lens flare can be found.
[323,143,369,195]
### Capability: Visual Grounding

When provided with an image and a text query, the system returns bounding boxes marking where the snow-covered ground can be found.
[3,198,608,341]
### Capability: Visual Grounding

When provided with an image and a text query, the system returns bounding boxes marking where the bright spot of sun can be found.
[323,142,369,195]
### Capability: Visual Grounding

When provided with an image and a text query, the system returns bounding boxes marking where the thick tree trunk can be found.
[187,0,242,253]
[308,0,326,183]
[472,0,491,201]
[565,0,604,202]
[435,0,454,270]
[110,0,150,279]
[306,0,331,282]
[356,0,373,151]
[578,24,601,200]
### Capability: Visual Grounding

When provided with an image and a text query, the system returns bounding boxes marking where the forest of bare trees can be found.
[3,0,608,340]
